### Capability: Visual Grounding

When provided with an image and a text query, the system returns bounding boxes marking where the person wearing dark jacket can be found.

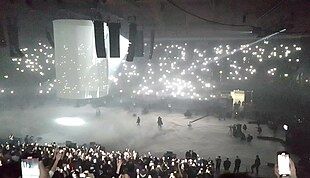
[157,116,163,128]
[233,156,241,173]
[136,117,141,126]
[185,150,191,159]
[215,156,222,172]
[251,155,261,175]
[192,151,198,160]
[223,158,231,171]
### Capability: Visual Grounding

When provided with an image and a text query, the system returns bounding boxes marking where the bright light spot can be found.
[55,117,85,126]
[283,124,288,131]
[108,35,129,75]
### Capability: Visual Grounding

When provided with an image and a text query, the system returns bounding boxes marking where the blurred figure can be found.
[251,155,261,175]
[24,135,29,144]
[257,126,262,135]
[136,116,141,126]
[157,116,163,128]
[184,110,192,118]
[242,124,247,131]
[223,158,231,171]
[185,150,191,159]
[8,134,14,140]
[192,150,198,160]
[247,134,253,142]
[233,156,241,173]
[216,156,222,172]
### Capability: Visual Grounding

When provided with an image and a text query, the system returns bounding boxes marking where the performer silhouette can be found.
[136,117,141,126]
[157,116,163,128]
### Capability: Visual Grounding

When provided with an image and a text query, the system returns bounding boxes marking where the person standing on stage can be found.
[157,116,163,128]
[215,156,222,172]
[233,156,241,173]
[136,116,141,126]
[223,158,231,172]
[251,155,261,175]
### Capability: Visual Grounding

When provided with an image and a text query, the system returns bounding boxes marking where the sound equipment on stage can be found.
[7,17,23,57]
[149,29,155,60]
[135,30,144,57]
[0,21,7,47]
[94,21,106,58]
[66,140,77,148]
[126,23,137,62]
[108,23,120,57]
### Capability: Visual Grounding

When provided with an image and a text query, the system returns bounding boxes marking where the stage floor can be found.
[0,104,284,177]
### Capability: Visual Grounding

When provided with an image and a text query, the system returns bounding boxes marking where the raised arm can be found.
[49,152,62,176]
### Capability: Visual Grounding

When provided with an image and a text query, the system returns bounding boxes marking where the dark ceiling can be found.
[0,0,310,39]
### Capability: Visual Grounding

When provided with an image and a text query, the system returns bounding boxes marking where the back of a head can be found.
[218,173,253,178]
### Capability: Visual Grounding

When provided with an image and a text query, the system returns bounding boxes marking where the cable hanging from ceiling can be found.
[166,0,253,28]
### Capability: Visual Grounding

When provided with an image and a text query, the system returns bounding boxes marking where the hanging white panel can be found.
[53,19,108,99]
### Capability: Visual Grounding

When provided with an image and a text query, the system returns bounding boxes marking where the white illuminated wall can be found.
[230,90,245,104]
[53,20,109,99]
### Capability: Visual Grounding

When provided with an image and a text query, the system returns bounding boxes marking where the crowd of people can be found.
[227,123,264,143]
[2,39,308,100]
[0,134,292,178]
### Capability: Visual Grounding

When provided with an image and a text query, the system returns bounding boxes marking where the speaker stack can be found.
[126,23,137,62]
[108,23,121,58]
[94,20,106,58]
[7,17,23,57]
